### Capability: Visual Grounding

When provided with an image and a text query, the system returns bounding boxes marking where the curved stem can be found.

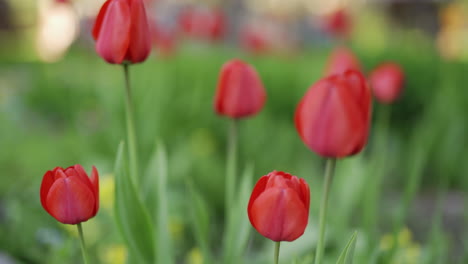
[122,64,139,187]
[274,242,281,264]
[77,223,89,264]
[314,158,336,264]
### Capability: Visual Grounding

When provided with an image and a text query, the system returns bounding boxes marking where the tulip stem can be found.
[223,119,238,264]
[364,105,391,241]
[274,242,281,264]
[122,64,139,187]
[314,158,336,264]
[225,119,238,217]
[77,223,89,264]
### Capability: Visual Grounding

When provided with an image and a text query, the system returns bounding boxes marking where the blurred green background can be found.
[0,0,467,263]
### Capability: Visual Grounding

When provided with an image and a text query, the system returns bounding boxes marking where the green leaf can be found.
[336,231,358,264]
[187,180,213,264]
[228,163,254,260]
[143,141,174,263]
[114,142,155,264]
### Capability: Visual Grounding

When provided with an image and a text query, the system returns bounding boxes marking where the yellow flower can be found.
[379,233,394,251]
[100,174,115,211]
[186,247,203,264]
[102,244,127,264]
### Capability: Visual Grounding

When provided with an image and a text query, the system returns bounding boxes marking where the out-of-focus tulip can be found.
[324,46,361,76]
[40,165,99,225]
[92,0,151,64]
[322,8,352,39]
[248,171,310,242]
[369,62,405,104]
[295,70,371,158]
[178,7,225,42]
[151,22,177,57]
[240,24,271,54]
[214,59,266,119]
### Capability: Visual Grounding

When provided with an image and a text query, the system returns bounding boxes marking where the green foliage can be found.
[336,232,357,264]
[114,142,155,263]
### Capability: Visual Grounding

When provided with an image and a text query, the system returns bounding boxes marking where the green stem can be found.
[122,64,139,187]
[77,223,89,264]
[364,105,391,241]
[225,119,238,217]
[314,158,337,264]
[223,119,238,264]
[274,242,281,264]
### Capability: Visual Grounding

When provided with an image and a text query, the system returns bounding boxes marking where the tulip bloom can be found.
[92,0,151,64]
[369,62,405,104]
[248,171,310,242]
[322,8,352,39]
[214,59,266,119]
[178,7,226,42]
[324,47,361,76]
[295,70,371,158]
[40,165,99,225]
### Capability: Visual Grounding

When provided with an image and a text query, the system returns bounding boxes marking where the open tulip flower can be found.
[369,62,405,104]
[214,59,266,119]
[92,0,152,64]
[248,171,310,242]
[324,46,361,76]
[40,165,99,225]
[295,69,371,158]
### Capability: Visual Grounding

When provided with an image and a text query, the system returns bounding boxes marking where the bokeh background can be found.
[0,0,467,263]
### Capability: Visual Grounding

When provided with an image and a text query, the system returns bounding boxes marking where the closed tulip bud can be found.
[324,46,361,76]
[214,59,266,119]
[40,165,99,225]
[248,171,310,242]
[295,70,372,158]
[92,0,151,64]
[369,62,405,104]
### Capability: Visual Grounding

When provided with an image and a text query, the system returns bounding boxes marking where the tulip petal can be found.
[92,0,112,40]
[91,166,99,215]
[68,165,91,186]
[125,0,151,63]
[95,0,131,64]
[40,170,57,214]
[46,176,95,224]
[247,175,269,230]
[250,187,308,241]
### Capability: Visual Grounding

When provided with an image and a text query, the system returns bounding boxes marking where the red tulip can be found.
[40,165,99,225]
[92,0,151,64]
[369,62,405,104]
[248,171,310,242]
[322,8,352,39]
[178,7,225,42]
[240,24,271,54]
[324,47,361,76]
[151,22,177,57]
[214,59,266,119]
[295,70,371,158]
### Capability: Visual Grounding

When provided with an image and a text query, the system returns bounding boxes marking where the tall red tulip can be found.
[324,47,361,76]
[248,171,310,242]
[369,62,405,104]
[214,59,266,119]
[40,165,99,225]
[295,69,371,158]
[92,0,151,64]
